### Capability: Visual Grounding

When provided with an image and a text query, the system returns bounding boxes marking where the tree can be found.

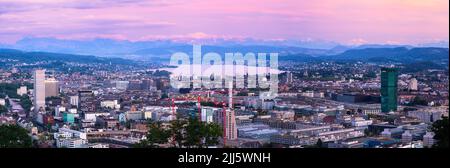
[135,118,222,148]
[0,105,7,114]
[202,122,222,147]
[184,118,222,148]
[161,93,169,99]
[408,96,428,106]
[184,118,203,148]
[124,121,132,129]
[256,109,268,115]
[432,116,449,148]
[20,95,32,113]
[0,125,32,148]
[146,122,171,148]
[262,143,274,148]
[135,121,170,148]
[364,128,371,137]
[365,71,377,79]
[5,98,11,108]
[316,138,323,148]
[170,118,187,148]
[0,83,20,99]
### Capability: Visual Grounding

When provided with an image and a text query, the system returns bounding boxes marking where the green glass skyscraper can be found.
[381,67,398,113]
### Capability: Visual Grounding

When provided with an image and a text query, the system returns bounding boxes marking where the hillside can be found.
[0,48,134,65]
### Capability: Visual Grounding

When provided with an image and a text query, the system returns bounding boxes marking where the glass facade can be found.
[380,67,398,113]
[63,112,75,124]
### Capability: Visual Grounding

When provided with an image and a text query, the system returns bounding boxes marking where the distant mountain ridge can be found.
[1,37,447,60]
[328,47,449,63]
[278,47,448,72]
[1,37,448,67]
[2,37,340,58]
[0,48,134,65]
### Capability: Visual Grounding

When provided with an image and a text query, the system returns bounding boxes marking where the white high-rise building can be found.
[409,78,418,91]
[33,69,46,114]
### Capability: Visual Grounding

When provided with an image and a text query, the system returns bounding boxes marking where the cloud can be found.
[0,0,448,44]
[139,32,247,42]
[0,0,174,13]
[347,38,368,45]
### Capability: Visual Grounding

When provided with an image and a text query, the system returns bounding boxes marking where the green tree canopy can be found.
[20,95,32,113]
[135,118,222,148]
[170,118,187,148]
[145,122,171,148]
[0,124,32,148]
[432,116,449,148]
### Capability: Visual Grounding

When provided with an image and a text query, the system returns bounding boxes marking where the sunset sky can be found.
[0,0,448,45]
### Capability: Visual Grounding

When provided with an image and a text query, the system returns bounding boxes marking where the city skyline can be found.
[0,0,448,152]
[0,0,448,45]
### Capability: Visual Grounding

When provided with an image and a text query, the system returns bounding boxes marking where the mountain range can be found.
[0,37,447,60]
[0,37,448,69]
[0,48,133,65]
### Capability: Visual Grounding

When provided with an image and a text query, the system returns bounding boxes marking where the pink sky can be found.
[0,0,448,44]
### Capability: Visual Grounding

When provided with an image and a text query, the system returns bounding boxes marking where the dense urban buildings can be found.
[0,1,448,150]
[1,51,448,149]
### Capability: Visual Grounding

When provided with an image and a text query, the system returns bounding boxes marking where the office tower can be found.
[381,67,398,113]
[33,69,46,114]
[45,78,59,97]
[409,78,418,91]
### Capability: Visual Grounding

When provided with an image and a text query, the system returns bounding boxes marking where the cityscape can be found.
[0,0,449,149]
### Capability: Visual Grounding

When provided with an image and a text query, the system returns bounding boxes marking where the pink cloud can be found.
[0,0,448,44]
